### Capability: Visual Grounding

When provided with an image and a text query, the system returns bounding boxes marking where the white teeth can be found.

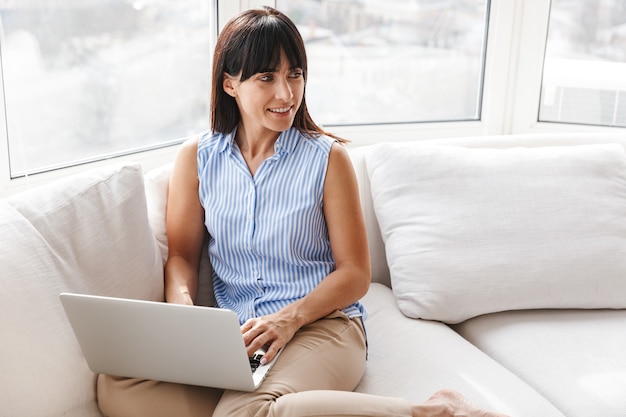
[269,106,291,113]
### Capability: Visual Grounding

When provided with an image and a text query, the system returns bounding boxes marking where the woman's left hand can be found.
[241,310,300,364]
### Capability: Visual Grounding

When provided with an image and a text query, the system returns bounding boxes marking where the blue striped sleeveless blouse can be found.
[197,127,365,324]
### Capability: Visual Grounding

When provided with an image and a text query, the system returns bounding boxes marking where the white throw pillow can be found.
[144,162,173,264]
[144,163,215,307]
[1,163,163,417]
[366,143,626,323]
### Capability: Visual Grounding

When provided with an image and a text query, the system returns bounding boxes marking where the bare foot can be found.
[412,389,509,417]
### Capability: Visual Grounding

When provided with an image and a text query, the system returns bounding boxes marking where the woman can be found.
[98,6,506,417]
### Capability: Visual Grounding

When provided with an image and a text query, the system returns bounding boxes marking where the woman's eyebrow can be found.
[258,64,302,73]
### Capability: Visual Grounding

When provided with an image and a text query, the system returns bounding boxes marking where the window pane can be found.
[1,0,213,176]
[540,0,626,127]
[276,0,489,126]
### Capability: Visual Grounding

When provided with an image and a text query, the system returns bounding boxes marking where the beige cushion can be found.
[1,163,163,417]
[367,142,626,323]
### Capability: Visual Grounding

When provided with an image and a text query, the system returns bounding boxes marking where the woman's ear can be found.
[223,73,238,97]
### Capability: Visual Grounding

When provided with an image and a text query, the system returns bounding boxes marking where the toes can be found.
[429,389,467,404]
[426,389,507,417]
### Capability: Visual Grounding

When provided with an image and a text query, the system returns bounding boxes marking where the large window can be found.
[2,0,625,193]
[1,0,214,177]
[275,0,490,126]
[539,0,626,128]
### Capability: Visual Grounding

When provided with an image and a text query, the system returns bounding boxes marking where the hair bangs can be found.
[237,16,306,81]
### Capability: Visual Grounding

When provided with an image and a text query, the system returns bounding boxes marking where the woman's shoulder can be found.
[173,135,199,165]
[291,128,335,156]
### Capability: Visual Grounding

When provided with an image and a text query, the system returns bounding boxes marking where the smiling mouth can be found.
[268,106,292,114]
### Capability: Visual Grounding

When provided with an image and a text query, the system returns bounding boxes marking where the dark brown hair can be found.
[210,6,345,142]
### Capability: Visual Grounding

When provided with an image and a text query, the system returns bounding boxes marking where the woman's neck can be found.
[235,124,280,176]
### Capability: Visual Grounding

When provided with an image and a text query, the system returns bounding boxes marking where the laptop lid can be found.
[59,292,279,392]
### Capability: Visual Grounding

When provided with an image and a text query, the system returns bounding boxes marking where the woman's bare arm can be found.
[164,137,206,305]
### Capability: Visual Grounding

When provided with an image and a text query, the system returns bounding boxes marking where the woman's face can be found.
[224,51,305,139]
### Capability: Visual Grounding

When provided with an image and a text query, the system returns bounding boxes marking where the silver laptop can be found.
[59,292,281,392]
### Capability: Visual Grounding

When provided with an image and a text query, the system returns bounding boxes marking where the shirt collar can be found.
[217,128,237,154]
[274,127,300,157]
[217,127,300,156]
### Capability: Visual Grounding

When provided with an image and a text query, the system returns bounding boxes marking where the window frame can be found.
[508,0,626,134]
[1,0,624,197]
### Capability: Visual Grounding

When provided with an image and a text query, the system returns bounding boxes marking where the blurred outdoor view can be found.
[540,0,626,127]
[277,0,490,126]
[1,0,624,176]
[1,0,490,176]
[1,0,213,176]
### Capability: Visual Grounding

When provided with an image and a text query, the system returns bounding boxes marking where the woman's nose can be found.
[275,77,293,101]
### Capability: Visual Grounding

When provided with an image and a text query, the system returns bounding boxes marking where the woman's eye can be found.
[290,70,303,78]
[259,74,273,82]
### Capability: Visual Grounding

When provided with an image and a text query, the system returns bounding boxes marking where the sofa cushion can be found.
[357,284,565,416]
[0,163,163,417]
[453,309,626,417]
[367,142,626,323]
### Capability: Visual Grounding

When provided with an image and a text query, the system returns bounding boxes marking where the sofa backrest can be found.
[146,132,626,296]
[348,145,392,287]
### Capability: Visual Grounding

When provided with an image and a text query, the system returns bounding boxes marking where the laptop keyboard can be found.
[249,351,264,373]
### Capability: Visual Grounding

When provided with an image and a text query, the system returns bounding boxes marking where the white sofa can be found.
[2,132,626,417]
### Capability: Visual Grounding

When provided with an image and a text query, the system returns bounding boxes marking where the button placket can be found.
[247,179,263,305]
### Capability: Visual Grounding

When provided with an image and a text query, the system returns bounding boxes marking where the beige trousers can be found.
[97,310,413,417]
